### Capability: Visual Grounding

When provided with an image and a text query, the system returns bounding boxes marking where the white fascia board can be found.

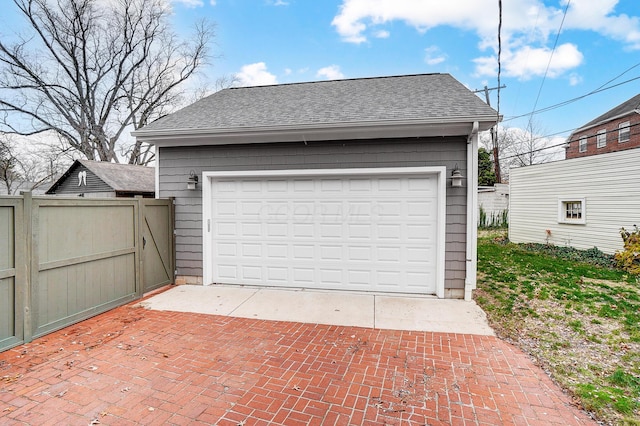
[133,117,498,147]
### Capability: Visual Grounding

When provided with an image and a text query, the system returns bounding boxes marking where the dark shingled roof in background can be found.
[140,73,497,132]
[578,93,640,131]
[47,159,155,194]
[78,160,155,193]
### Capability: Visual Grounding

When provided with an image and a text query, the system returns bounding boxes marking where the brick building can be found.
[565,93,640,159]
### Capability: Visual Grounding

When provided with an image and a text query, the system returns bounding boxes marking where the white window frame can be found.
[578,137,587,152]
[619,121,630,143]
[596,129,606,148]
[558,198,586,225]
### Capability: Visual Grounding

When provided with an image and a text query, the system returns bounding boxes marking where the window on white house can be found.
[579,137,587,152]
[596,129,606,148]
[619,121,630,143]
[558,198,586,224]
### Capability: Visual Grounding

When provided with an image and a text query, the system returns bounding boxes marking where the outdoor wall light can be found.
[451,166,464,187]
[187,170,199,190]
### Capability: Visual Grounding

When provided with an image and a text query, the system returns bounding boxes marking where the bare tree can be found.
[0,132,65,194]
[0,134,19,194]
[480,121,560,181]
[0,0,213,165]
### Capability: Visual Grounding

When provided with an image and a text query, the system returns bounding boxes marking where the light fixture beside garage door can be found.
[451,165,464,187]
[187,170,199,190]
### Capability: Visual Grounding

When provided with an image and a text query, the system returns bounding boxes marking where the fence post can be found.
[135,196,144,298]
[21,191,33,343]
[170,197,176,284]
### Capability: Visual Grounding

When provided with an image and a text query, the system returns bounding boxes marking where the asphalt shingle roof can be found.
[47,160,155,194]
[141,73,497,132]
[578,93,640,130]
[78,160,155,193]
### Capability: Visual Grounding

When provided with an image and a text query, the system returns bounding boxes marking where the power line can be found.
[503,74,640,122]
[495,0,503,183]
[526,0,571,133]
[496,121,640,161]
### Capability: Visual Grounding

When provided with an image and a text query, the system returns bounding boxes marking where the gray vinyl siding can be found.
[509,148,640,254]
[159,137,468,290]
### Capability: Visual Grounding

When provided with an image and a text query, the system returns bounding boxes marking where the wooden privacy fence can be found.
[0,193,175,353]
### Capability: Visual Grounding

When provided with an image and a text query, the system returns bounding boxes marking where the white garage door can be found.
[204,168,444,295]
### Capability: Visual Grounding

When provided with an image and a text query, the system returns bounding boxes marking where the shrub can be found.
[614,225,640,275]
[520,243,615,268]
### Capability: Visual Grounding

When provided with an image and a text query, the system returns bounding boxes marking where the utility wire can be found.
[496,121,640,161]
[503,73,640,122]
[526,0,571,133]
[497,0,502,124]
[494,0,503,183]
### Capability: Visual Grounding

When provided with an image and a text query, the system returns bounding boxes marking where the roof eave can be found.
[132,117,499,146]
[571,109,640,138]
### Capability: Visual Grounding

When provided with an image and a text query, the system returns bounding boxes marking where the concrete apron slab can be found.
[140,284,495,336]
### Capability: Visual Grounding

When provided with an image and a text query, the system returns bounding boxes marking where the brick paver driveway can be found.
[1,297,595,425]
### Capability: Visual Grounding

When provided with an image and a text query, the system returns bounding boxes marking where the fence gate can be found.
[141,199,175,293]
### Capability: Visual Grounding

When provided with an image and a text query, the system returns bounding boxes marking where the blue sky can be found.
[168,0,640,147]
[2,0,639,153]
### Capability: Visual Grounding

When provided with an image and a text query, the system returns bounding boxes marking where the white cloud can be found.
[172,0,204,7]
[473,43,583,79]
[568,72,583,86]
[331,0,496,44]
[374,30,390,39]
[237,62,278,86]
[332,0,640,78]
[316,65,345,80]
[506,43,584,79]
[267,0,289,6]
[424,45,446,66]
[563,0,640,49]
[210,0,216,5]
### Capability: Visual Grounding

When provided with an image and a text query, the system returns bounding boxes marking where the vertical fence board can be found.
[0,277,15,341]
[0,197,24,352]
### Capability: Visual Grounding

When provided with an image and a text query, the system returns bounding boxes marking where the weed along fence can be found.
[0,193,175,353]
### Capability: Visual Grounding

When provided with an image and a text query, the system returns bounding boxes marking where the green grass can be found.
[475,232,640,425]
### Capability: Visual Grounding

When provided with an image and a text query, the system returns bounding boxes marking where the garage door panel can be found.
[267,223,288,238]
[292,244,314,260]
[241,223,261,237]
[217,265,238,280]
[294,223,315,238]
[293,268,314,283]
[293,180,314,191]
[267,266,288,282]
[241,243,261,257]
[208,172,440,294]
[320,245,342,260]
[216,222,237,236]
[266,244,287,259]
[347,224,371,239]
[240,201,261,217]
[378,178,402,191]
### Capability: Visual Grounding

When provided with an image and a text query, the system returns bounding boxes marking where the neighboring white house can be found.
[509,148,640,254]
[478,183,509,227]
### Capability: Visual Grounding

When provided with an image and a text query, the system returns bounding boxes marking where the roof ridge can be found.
[79,159,151,168]
[227,73,445,90]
